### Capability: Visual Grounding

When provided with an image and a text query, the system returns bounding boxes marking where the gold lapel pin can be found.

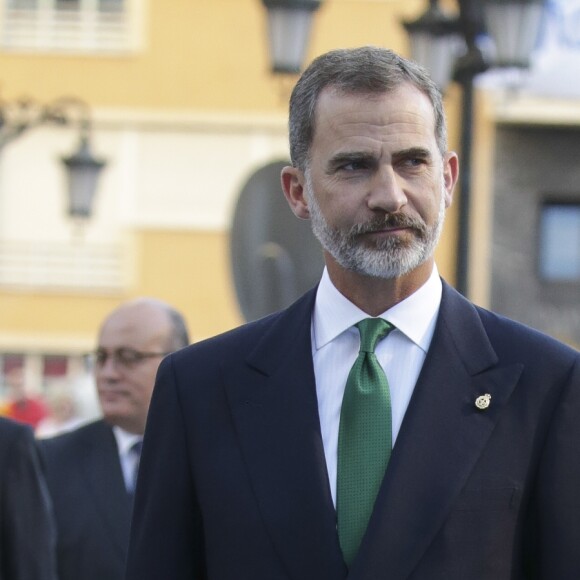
[475,393,492,410]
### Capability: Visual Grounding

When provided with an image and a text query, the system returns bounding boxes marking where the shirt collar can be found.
[313,265,442,353]
[112,425,143,456]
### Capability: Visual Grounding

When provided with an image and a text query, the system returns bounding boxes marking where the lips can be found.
[366,226,409,236]
[99,389,125,402]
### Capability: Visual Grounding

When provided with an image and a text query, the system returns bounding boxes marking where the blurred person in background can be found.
[39,297,189,580]
[3,366,48,429]
[0,416,57,580]
[35,381,85,439]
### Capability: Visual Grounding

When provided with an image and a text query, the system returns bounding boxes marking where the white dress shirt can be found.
[113,426,143,493]
[311,265,442,506]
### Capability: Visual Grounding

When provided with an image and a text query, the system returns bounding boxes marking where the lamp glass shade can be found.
[265,6,316,74]
[62,137,105,218]
[407,31,465,90]
[484,1,546,67]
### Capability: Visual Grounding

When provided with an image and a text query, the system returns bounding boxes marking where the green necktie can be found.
[337,317,394,567]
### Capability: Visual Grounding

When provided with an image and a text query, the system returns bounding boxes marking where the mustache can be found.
[348,213,427,237]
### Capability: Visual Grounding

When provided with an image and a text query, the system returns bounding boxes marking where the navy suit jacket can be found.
[126,281,580,580]
[0,418,57,580]
[40,420,133,580]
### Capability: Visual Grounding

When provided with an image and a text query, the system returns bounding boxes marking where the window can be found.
[0,241,129,292]
[43,355,68,378]
[539,202,580,282]
[1,353,24,375]
[0,0,142,54]
[0,353,24,395]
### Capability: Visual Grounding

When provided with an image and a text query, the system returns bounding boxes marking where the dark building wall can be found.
[490,125,580,346]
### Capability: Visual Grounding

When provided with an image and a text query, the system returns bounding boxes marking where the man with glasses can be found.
[39,298,189,580]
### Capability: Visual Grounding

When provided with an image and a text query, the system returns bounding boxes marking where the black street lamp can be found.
[261,0,323,74]
[0,94,105,220]
[402,0,465,91]
[403,0,546,297]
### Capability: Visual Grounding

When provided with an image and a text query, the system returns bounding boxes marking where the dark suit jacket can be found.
[0,417,57,580]
[40,420,132,580]
[126,281,580,580]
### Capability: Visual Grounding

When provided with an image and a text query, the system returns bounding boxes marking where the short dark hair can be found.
[288,46,447,171]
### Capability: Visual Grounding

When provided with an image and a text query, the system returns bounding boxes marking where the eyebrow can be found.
[392,147,433,163]
[326,151,377,173]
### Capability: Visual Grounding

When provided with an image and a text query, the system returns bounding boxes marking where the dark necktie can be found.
[128,440,143,495]
[337,318,394,567]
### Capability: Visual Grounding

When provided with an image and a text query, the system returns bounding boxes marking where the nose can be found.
[367,166,407,214]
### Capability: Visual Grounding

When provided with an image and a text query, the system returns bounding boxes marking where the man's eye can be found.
[340,160,367,172]
[402,156,428,168]
[404,158,423,167]
[117,349,141,364]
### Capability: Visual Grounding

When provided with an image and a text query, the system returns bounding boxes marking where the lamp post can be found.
[0,94,105,220]
[261,0,323,74]
[403,0,546,297]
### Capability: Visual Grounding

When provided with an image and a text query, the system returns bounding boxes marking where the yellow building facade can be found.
[0,0,463,395]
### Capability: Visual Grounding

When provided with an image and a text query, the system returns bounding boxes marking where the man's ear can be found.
[281,166,310,219]
[443,151,459,208]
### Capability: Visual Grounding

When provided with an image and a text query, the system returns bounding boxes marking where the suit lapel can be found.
[350,283,524,579]
[223,290,347,580]
[80,422,132,559]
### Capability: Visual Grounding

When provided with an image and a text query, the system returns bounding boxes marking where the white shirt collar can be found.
[112,425,143,456]
[313,265,442,353]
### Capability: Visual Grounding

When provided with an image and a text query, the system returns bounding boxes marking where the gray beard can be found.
[304,179,446,280]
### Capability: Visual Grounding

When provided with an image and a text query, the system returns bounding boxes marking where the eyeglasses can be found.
[90,348,170,369]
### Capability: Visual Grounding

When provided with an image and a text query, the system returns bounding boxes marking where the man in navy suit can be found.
[125,47,580,579]
[40,298,189,580]
[0,417,57,580]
